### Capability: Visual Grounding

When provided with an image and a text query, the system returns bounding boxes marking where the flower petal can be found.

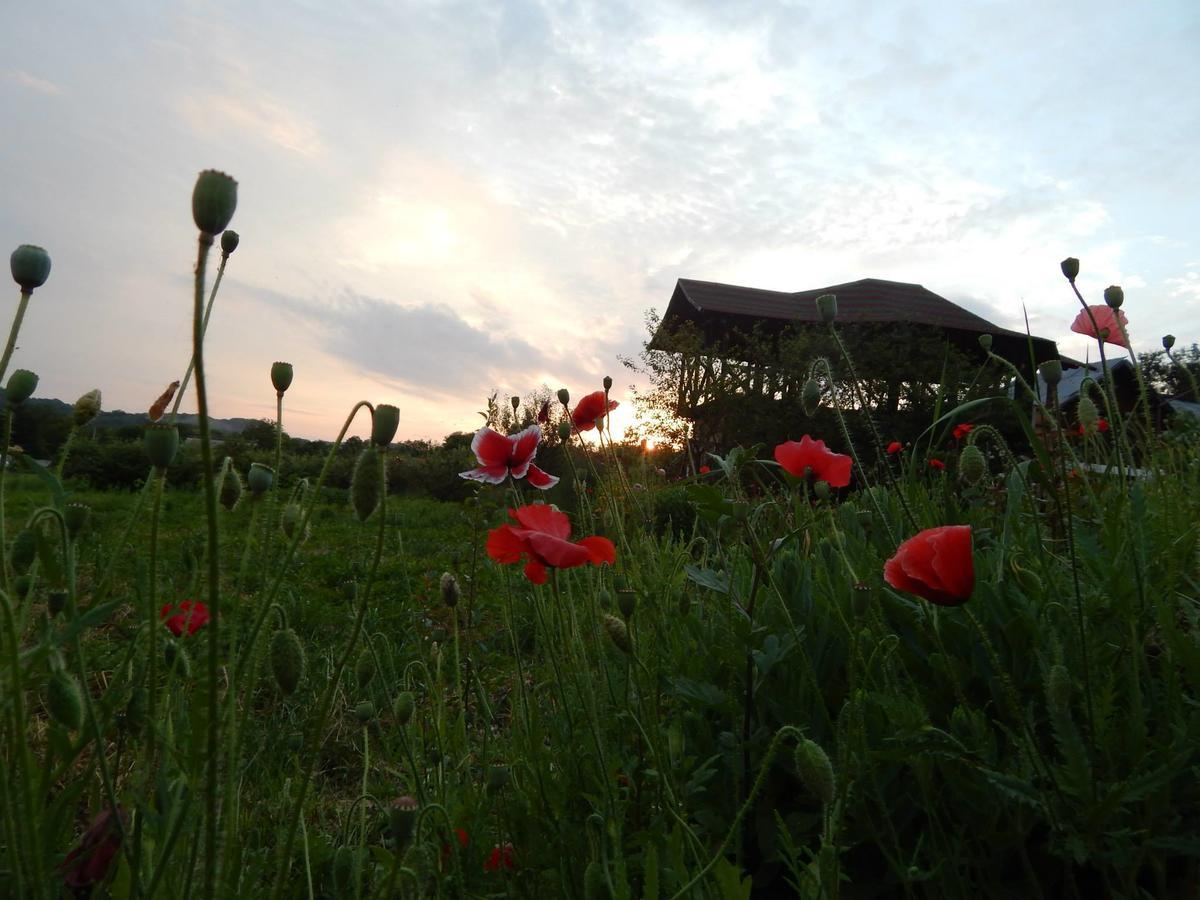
[524,559,548,584]
[486,525,528,564]
[460,465,509,484]
[509,425,541,467]
[929,526,974,601]
[471,427,514,467]
[525,464,560,490]
[511,503,572,540]
[526,532,591,569]
[577,536,616,566]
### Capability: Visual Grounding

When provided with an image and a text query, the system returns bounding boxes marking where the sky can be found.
[2,1,1198,442]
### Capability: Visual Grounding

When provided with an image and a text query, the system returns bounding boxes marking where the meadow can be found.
[1,171,1198,899]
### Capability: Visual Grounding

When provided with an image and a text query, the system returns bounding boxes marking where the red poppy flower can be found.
[1077,418,1110,436]
[459,425,559,490]
[952,423,974,440]
[537,400,550,424]
[440,827,470,864]
[486,503,616,585]
[928,459,945,471]
[160,600,210,637]
[59,807,127,890]
[571,390,619,431]
[883,525,974,606]
[773,436,852,488]
[698,465,711,474]
[886,441,903,455]
[484,842,516,872]
[1070,306,1129,348]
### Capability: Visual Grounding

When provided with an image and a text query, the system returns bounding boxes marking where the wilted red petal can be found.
[525,464,560,490]
[526,532,591,569]
[577,536,616,566]
[486,525,528,564]
[471,427,513,467]
[511,503,572,540]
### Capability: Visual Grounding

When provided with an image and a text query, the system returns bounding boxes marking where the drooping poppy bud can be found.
[371,403,399,447]
[1060,257,1080,283]
[73,389,101,426]
[388,796,419,844]
[270,628,305,695]
[1163,334,1176,351]
[959,444,986,484]
[219,463,244,510]
[1010,557,1043,594]
[802,378,821,415]
[978,334,993,351]
[603,614,631,654]
[440,572,460,608]
[270,361,293,395]
[220,229,240,257]
[393,691,414,725]
[45,670,84,730]
[247,462,274,497]
[815,293,838,323]
[280,503,306,541]
[6,369,38,405]
[192,169,238,236]
[64,502,91,540]
[1038,360,1062,388]
[794,738,836,806]
[350,446,382,522]
[10,244,51,291]
[1103,285,1124,309]
[556,388,570,406]
[144,423,180,471]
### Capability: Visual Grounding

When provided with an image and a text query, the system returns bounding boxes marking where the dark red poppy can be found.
[1071,306,1129,348]
[952,423,974,440]
[59,807,127,890]
[486,503,616,585]
[459,425,558,489]
[929,459,946,471]
[571,390,619,432]
[883,525,974,606]
[698,465,711,475]
[160,600,210,637]
[773,436,852,488]
[886,441,903,455]
[440,827,470,864]
[484,842,516,872]
[536,400,550,425]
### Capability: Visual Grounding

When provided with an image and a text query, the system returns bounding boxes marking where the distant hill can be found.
[0,394,262,435]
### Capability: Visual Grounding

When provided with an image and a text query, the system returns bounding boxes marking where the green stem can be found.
[0,289,33,385]
[170,252,229,423]
[0,409,13,594]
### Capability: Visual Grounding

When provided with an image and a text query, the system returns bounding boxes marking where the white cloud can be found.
[4,69,62,95]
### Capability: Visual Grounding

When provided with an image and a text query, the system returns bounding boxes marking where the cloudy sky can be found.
[2,1,1197,441]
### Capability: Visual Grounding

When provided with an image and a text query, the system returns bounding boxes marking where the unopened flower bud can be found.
[247,463,274,497]
[603,614,632,654]
[815,293,838,323]
[393,691,415,725]
[270,628,305,695]
[558,421,571,442]
[219,463,243,510]
[371,403,400,446]
[557,388,570,406]
[978,333,993,352]
[350,446,382,522]
[959,444,986,484]
[10,244,51,291]
[1077,395,1099,433]
[813,481,832,501]
[271,361,293,395]
[220,229,240,257]
[280,503,305,540]
[1103,285,1124,309]
[602,375,613,392]
[388,796,418,844]
[354,700,376,724]
[73,389,101,427]
[793,738,836,806]
[1038,360,1062,388]
[45,670,83,730]
[440,572,460,608]
[1060,257,1080,283]
[1163,334,1176,351]
[144,423,180,471]
[192,169,238,236]
[1010,558,1043,594]
[6,369,38,405]
[802,378,821,416]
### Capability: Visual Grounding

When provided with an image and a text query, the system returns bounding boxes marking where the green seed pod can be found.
[47,590,68,617]
[802,378,821,415]
[371,403,400,447]
[1060,257,1080,283]
[280,503,305,541]
[556,388,570,406]
[220,229,240,257]
[1103,284,1124,309]
[270,628,305,695]
[1163,334,1176,351]
[247,462,273,497]
[558,421,571,442]
[1038,360,1062,388]
[1046,664,1071,716]
[815,293,838,323]
[270,361,293,395]
[583,861,610,900]
[10,244,51,291]
[354,700,376,725]
[219,463,244,510]
[486,764,510,795]
[602,375,613,392]
[63,502,91,540]
[355,647,375,692]
[351,446,382,522]
[1077,395,1099,434]
[510,395,521,411]
[144,423,180,471]
[617,590,636,619]
[387,796,418,844]
[794,738,836,806]
[11,528,36,575]
[813,480,832,502]
[440,572,460,608]
[73,389,101,427]
[851,582,872,617]
[6,369,38,405]
[959,444,986,484]
[393,691,415,725]
[978,333,993,352]
[45,670,84,730]
[603,614,631,654]
[192,169,238,236]
[164,642,192,679]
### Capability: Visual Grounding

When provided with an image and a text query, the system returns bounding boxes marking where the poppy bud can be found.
[65,502,91,540]
[1103,285,1124,309]
[6,369,38,405]
[1038,360,1062,388]
[557,388,570,406]
[280,503,306,541]
[1077,395,1099,434]
[978,334,993,352]
[602,375,613,392]
[1163,334,1176,351]
[1046,664,1071,716]
[1010,558,1043,594]
[73,389,101,427]
[270,361,293,395]
[388,796,418,844]
[603,614,631,654]
[510,395,520,411]
[48,589,68,617]
[959,444,986,484]
[220,229,240,257]
[486,764,510,795]
[370,403,400,447]
[351,446,382,522]
[793,738,835,806]
[248,463,274,497]
[332,846,357,894]
[220,464,244,510]
[269,628,305,695]
[558,422,571,442]
[1060,257,1080,283]
[393,691,415,725]
[440,572,460,608]
[617,590,636,619]
[164,641,192,678]
[815,293,838,323]
[355,647,375,692]
[813,481,832,502]
[354,700,376,724]
[10,244,51,291]
[45,670,84,730]
[144,423,180,471]
[191,169,238,236]
[802,378,821,415]
[10,528,36,575]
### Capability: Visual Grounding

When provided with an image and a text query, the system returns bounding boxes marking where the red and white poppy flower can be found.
[460,425,559,490]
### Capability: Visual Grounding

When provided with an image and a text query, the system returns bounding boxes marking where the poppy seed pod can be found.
[794,738,836,806]
[45,670,84,731]
[10,244,51,291]
[486,764,510,795]
[64,502,91,540]
[510,395,520,411]
[603,614,632,654]
[851,582,872,617]
[959,444,986,484]
[388,796,419,844]
[354,700,376,725]
[978,333,993,352]
[219,463,243,510]
[815,293,838,323]
[1163,334,1176,351]
[802,378,821,415]
[1060,257,1080,283]
[557,421,571,442]
[73,389,101,427]
[556,388,570,406]
[247,463,273,497]
[270,361,293,395]
[813,480,832,502]
[617,589,636,619]
[6,369,38,405]
[191,169,238,236]
[144,423,180,471]
[1103,285,1124,309]
[1038,360,1062,388]
[602,375,613,392]
[351,446,382,522]
[220,229,240,257]
[269,628,305,695]
[440,572,460,608]
[371,404,400,447]
[393,691,415,725]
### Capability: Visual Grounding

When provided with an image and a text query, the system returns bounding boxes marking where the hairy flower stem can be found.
[0,289,32,386]
[0,410,13,593]
[738,561,766,860]
[263,392,285,570]
[170,251,229,422]
[0,587,40,894]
